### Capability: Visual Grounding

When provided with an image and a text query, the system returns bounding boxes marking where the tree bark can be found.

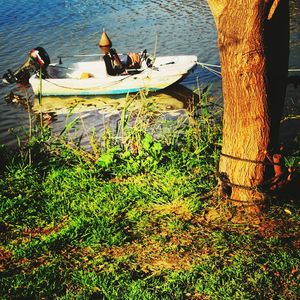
[207,0,289,206]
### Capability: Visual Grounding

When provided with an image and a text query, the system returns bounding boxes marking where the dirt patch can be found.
[150,200,193,221]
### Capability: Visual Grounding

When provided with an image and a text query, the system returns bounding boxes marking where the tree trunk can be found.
[207,0,289,207]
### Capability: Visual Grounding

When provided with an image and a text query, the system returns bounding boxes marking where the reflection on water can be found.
[6,84,208,149]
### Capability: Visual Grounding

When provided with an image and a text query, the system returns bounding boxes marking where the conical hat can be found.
[99,31,112,47]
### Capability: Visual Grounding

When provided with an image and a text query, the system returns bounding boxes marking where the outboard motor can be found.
[2,47,50,85]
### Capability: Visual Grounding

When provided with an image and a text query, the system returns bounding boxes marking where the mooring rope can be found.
[197,62,300,77]
[196,62,221,78]
[219,152,282,167]
[217,153,290,195]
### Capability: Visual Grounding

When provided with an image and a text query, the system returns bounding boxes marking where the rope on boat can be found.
[41,74,133,91]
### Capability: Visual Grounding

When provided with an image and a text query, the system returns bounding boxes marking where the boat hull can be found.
[29,55,197,96]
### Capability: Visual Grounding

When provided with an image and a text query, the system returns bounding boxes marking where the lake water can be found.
[0,0,299,148]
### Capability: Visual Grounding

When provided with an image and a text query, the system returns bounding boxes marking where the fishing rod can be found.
[58,53,102,64]
[57,53,127,64]
[57,53,127,58]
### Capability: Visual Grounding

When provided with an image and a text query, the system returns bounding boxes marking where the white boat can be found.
[29,55,197,96]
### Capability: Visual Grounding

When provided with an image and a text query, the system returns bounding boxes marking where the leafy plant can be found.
[1,89,299,300]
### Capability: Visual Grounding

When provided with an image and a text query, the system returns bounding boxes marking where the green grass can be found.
[0,92,300,299]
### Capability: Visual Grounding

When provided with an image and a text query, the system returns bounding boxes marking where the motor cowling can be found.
[2,47,50,84]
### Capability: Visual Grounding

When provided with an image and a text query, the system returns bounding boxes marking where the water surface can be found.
[0,0,299,147]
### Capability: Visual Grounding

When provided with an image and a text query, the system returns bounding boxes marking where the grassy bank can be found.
[0,92,300,299]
